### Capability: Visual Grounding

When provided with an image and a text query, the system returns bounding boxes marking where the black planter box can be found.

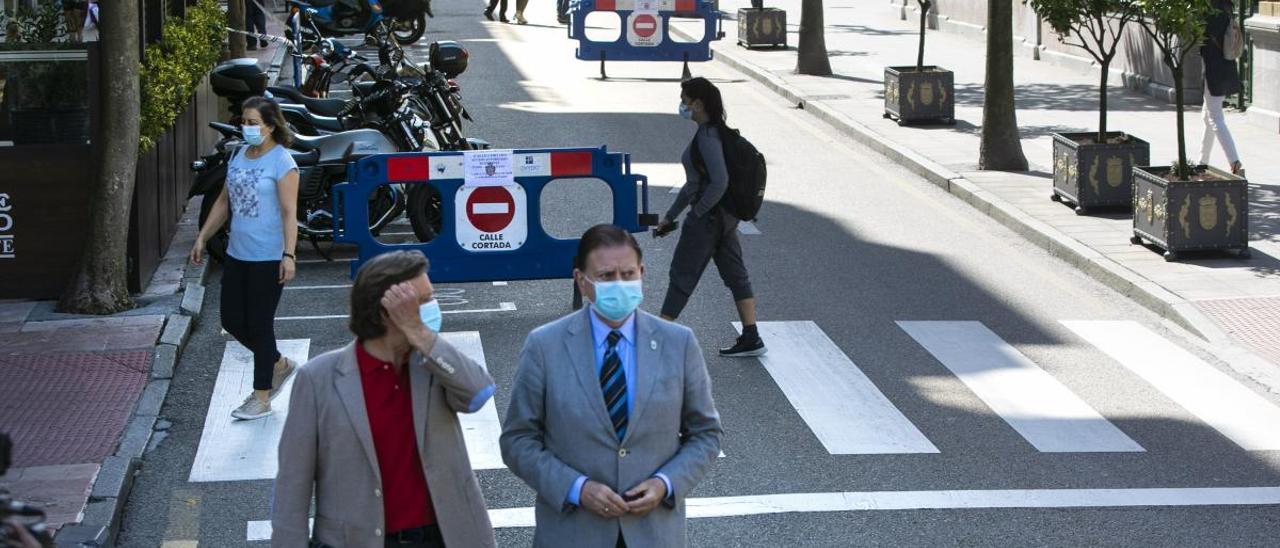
[883,66,955,125]
[1130,165,1250,261]
[737,8,786,49]
[1050,132,1150,214]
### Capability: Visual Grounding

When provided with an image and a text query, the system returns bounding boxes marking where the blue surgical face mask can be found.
[419,299,443,332]
[588,277,643,322]
[241,124,266,146]
[678,102,693,120]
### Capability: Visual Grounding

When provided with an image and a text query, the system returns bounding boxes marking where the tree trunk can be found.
[228,0,246,59]
[978,0,1028,171]
[1173,65,1189,179]
[1098,57,1110,142]
[796,0,832,76]
[57,0,141,314]
[917,0,930,70]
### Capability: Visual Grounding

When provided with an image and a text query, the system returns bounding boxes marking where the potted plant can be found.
[884,0,955,125]
[1130,0,1248,260]
[1030,0,1150,214]
[738,0,787,49]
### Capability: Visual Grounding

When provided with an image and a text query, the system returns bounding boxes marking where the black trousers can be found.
[486,0,508,17]
[221,256,284,391]
[245,0,267,40]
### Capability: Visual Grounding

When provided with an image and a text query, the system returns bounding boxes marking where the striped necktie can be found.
[600,330,628,440]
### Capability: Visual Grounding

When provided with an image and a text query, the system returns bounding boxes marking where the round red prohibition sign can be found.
[633,13,658,38]
[466,186,516,233]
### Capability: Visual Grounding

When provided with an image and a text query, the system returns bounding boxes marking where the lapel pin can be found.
[650,340,658,351]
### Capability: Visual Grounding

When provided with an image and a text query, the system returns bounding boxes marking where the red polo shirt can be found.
[356,341,437,533]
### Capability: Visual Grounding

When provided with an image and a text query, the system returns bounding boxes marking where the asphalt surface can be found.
[116,3,1280,547]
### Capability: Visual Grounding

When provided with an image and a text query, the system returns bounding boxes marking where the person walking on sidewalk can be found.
[512,0,529,24]
[245,0,269,50]
[655,77,766,357]
[190,97,300,421]
[501,224,722,548]
[1199,0,1245,175]
[272,250,498,548]
[484,0,509,23]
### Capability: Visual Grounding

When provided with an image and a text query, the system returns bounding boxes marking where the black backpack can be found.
[692,125,767,222]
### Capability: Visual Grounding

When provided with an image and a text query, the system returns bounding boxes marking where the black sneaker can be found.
[484,8,495,20]
[720,336,766,357]
[557,15,569,24]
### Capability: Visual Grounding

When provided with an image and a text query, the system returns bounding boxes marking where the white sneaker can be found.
[231,395,272,420]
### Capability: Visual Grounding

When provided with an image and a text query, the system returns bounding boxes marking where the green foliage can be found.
[139,0,226,153]
[1137,0,1215,178]
[3,1,67,44]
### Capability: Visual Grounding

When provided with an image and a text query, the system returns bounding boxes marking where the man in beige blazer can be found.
[273,250,497,548]
[501,224,723,548]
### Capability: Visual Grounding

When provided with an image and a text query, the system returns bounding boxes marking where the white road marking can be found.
[492,281,508,286]
[275,303,517,321]
[668,185,681,194]
[737,221,761,235]
[188,339,312,482]
[1063,320,1280,451]
[246,486,1280,537]
[898,321,1144,453]
[442,332,505,470]
[734,321,938,454]
[377,231,417,237]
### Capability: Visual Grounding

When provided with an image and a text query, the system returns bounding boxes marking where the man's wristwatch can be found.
[282,252,295,261]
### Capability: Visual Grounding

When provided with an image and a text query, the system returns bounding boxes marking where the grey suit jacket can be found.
[500,308,723,548]
[272,337,498,548]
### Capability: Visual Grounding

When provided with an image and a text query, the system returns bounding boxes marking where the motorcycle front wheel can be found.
[406,184,443,242]
[392,14,426,45]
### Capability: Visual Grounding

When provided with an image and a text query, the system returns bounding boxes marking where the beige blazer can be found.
[500,308,723,548]
[272,338,497,548]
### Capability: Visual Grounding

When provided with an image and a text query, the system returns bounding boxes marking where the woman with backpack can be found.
[656,77,766,358]
[1199,0,1244,176]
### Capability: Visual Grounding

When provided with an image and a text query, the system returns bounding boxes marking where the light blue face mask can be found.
[241,124,266,146]
[419,299,443,332]
[588,278,643,322]
[678,102,693,120]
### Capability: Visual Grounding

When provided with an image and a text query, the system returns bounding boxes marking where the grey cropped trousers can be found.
[660,206,754,319]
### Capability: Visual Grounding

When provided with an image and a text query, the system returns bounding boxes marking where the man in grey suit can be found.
[501,224,723,548]
[273,250,497,548]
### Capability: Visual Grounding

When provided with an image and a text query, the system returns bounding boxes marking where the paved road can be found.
[117,4,1280,547]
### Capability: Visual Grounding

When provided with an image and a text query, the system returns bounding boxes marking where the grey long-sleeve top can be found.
[665,123,729,221]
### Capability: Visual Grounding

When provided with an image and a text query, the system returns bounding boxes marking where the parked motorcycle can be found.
[287,0,428,46]
[196,61,408,262]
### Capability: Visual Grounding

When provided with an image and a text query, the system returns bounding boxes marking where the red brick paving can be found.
[0,350,151,468]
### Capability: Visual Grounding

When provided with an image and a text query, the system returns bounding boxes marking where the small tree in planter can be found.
[884,1,955,125]
[1130,0,1248,260]
[1030,0,1150,213]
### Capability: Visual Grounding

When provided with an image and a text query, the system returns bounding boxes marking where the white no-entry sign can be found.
[456,185,527,252]
[627,11,663,47]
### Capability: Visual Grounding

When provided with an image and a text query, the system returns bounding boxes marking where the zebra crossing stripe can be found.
[441,332,506,470]
[188,339,312,482]
[898,321,1144,453]
[735,322,939,454]
[1063,320,1280,451]
[246,486,1280,538]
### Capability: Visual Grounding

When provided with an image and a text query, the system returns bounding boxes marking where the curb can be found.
[678,26,1211,340]
[57,238,207,547]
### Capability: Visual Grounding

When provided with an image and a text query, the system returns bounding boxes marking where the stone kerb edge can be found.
[678,26,1208,340]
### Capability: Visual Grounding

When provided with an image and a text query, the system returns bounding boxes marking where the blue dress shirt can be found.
[566,311,673,508]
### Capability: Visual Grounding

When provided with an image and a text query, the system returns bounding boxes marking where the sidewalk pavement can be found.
[673,0,1280,391]
[0,28,290,545]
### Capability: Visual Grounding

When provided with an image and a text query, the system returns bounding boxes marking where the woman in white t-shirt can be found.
[190,97,301,421]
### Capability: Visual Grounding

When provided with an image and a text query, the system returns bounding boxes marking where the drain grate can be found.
[1196,296,1280,366]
